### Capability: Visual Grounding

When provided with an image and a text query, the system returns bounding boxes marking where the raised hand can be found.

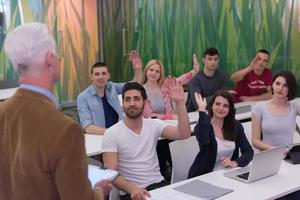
[166,77,185,103]
[192,53,200,75]
[194,92,207,111]
[129,50,142,70]
[249,55,259,71]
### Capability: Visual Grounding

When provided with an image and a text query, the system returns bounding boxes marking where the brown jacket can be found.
[0,89,103,200]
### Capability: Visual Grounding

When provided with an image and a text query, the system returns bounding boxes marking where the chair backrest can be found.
[241,121,252,145]
[109,186,121,200]
[0,80,19,89]
[241,121,262,153]
[169,136,199,184]
[59,101,80,122]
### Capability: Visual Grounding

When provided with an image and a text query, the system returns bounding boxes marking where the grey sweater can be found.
[186,70,228,112]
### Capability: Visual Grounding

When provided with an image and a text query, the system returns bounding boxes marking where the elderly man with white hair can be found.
[0,22,111,200]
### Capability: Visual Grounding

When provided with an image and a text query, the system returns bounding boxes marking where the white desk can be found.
[234,101,257,121]
[85,134,103,156]
[0,87,18,100]
[164,112,198,131]
[148,161,300,200]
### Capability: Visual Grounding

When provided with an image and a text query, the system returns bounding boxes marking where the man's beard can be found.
[124,105,144,119]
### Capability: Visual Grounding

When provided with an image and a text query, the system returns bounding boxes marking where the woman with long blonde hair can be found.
[131,52,199,120]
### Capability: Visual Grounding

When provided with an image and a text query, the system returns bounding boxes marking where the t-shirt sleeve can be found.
[102,130,118,153]
[290,101,300,115]
[252,102,263,118]
[153,119,168,138]
[297,101,300,116]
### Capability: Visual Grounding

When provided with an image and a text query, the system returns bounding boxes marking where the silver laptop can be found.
[224,146,286,183]
[235,105,252,114]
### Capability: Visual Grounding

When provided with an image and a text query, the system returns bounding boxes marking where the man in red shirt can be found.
[231,49,272,103]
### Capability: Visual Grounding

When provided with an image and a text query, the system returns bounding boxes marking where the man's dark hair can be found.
[203,47,219,58]
[122,82,147,101]
[257,49,270,56]
[90,62,109,74]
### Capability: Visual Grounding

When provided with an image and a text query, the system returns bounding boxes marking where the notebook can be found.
[147,180,233,200]
[88,165,119,187]
[224,146,285,183]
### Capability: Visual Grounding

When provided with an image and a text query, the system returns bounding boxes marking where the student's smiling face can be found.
[146,64,161,83]
[211,96,230,119]
[122,89,145,119]
[91,66,110,88]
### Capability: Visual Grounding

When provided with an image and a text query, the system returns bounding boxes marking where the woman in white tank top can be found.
[188,90,253,178]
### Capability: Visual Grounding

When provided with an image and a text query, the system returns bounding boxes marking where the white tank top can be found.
[213,137,235,171]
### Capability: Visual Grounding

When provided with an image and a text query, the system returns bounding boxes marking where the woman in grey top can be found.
[252,70,300,151]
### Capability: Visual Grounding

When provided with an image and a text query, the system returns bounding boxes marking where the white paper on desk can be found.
[174,180,233,200]
[147,188,205,200]
[88,165,118,187]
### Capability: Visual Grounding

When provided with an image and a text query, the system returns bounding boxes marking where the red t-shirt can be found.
[234,68,272,102]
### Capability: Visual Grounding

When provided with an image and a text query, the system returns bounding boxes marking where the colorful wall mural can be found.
[0,0,98,102]
[1,0,300,102]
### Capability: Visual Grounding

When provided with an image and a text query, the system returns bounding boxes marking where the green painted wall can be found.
[102,0,300,91]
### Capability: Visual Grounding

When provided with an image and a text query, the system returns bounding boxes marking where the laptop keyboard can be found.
[237,172,250,180]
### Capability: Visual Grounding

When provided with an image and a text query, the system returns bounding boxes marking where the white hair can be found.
[4,22,57,75]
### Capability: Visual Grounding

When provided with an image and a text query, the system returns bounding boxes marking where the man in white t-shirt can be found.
[102,81,191,200]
